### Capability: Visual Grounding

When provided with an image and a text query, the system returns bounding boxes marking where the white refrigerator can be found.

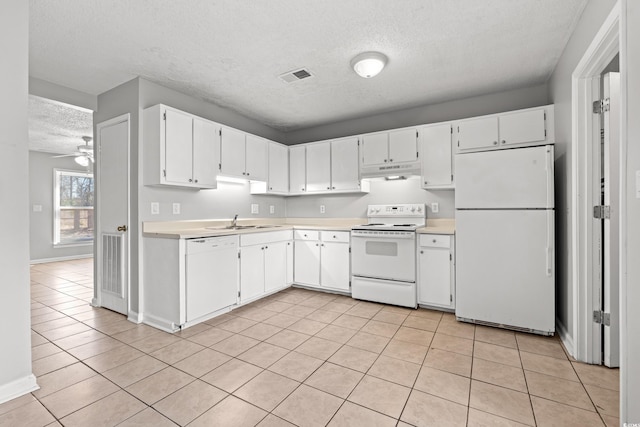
[455,145,555,335]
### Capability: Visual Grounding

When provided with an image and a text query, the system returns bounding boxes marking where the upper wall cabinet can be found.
[456,105,554,153]
[220,128,268,181]
[360,128,421,178]
[289,145,306,195]
[306,142,331,192]
[250,141,290,195]
[143,104,220,189]
[331,137,361,191]
[420,123,454,189]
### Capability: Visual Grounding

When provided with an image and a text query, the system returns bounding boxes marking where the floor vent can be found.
[279,68,314,83]
[101,233,124,297]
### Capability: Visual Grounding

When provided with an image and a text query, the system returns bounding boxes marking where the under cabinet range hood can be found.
[359,160,421,180]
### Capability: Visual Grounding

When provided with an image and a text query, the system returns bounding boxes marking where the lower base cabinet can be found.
[418,234,455,310]
[294,230,350,293]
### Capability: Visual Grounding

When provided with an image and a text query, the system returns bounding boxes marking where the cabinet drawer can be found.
[320,231,350,243]
[241,230,293,246]
[419,234,451,249]
[294,230,319,241]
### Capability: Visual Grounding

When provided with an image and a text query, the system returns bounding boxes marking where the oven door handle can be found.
[351,233,416,239]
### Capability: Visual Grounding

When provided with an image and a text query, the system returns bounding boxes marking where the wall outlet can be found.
[269,205,275,214]
[172,203,181,215]
[251,204,259,214]
[320,205,326,214]
[431,202,439,213]
[151,202,160,215]
[32,204,42,212]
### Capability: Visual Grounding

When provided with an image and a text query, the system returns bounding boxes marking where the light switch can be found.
[269,205,275,214]
[151,202,160,215]
[172,203,180,215]
[320,205,326,214]
[431,202,439,213]
[251,204,259,214]
[32,204,42,212]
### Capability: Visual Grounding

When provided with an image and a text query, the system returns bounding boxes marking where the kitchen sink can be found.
[204,224,282,230]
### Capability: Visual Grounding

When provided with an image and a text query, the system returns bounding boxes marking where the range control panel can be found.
[367,204,425,218]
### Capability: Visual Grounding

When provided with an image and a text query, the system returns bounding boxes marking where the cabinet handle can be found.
[433,239,437,243]
[332,186,335,189]
[302,188,305,191]
[493,141,498,145]
[247,172,250,176]
[265,246,268,249]
[420,250,424,254]
[327,187,330,190]
[315,243,319,246]
[424,181,428,185]
[389,158,393,162]
[501,140,506,144]
[269,187,273,190]
[384,159,388,163]
[188,178,193,182]
[304,234,308,237]
[333,235,336,238]
[194,179,198,183]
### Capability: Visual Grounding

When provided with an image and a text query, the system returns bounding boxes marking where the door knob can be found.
[117,225,127,232]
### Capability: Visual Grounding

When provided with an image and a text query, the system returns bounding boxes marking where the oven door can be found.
[351,231,416,282]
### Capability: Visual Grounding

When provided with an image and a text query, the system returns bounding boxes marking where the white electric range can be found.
[351,204,426,308]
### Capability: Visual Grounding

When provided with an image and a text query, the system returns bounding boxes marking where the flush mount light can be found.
[351,52,388,78]
[74,155,90,167]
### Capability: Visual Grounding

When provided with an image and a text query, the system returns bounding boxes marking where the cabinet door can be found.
[294,240,320,286]
[245,134,268,181]
[421,123,453,187]
[361,132,388,166]
[289,145,306,194]
[320,242,350,291]
[240,245,265,303]
[264,241,287,293]
[331,137,360,191]
[457,116,499,151]
[286,241,294,284]
[268,143,289,193]
[306,142,331,192]
[220,127,246,178]
[499,109,546,147]
[418,245,452,308]
[164,108,194,184]
[192,118,219,188]
[389,128,418,163]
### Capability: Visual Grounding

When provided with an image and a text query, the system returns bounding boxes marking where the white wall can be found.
[29,151,93,262]
[0,0,37,403]
[547,0,617,350]
[621,0,640,421]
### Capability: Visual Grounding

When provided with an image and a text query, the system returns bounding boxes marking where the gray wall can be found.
[0,0,34,402]
[29,151,93,262]
[286,178,453,219]
[547,0,617,350]
[286,83,549,144]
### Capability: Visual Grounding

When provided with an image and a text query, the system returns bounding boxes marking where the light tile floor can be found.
[0,258,620,426]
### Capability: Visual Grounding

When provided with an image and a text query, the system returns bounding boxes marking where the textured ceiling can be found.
[29,0,587,133]
[28,96,93,154]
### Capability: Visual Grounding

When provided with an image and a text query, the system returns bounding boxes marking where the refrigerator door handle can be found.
[545,210,554,277]
[545,146,554,208]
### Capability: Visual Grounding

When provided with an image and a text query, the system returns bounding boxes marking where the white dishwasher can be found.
[185,235,239,323]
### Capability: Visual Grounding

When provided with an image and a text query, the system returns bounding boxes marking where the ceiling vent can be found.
[279,68,314,84]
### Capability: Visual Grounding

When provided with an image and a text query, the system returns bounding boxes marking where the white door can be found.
[331,137,359,191]
[164,108,193,185]
[294,240,320,286]
[361,132,388,166]
[320,242,350,291]
[245,134,268,181]
[455,209,555,333]
[388,128,418,163]
[455,145,554,209]
[220,126,246,178]
[268,143,289,193]
[192,118,219,188]
[289,145,306,194]
[456,116,499,151]
[306,142,331,192]
[96,115,130,315]
[421,123,453,187]
[264,242,287,293]
[240,245,264,303]
[602,72,620,367]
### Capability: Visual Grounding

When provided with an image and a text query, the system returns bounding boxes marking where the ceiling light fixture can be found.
[351,52,388,78]
[74,155,90,167]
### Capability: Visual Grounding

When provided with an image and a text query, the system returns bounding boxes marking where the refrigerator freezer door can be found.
[455,209,555,334]
[455,145,554,209]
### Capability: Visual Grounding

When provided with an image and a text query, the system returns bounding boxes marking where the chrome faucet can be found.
[230,214,238,228]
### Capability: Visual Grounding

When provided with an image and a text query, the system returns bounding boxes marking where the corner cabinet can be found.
[289,145,307,195]
[220,128,268,181]
[417,234,455,311]
[456,105,554,153]
[420,123,454,189]
[143,104,220,189]
[293,230,350,293]
[250,141,290,195]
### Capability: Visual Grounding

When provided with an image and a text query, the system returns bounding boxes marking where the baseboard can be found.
[0,374,39,405]
[127,310,142,324]
[30,253,93,264]
[556,317,575,358]
[142,313,179,333]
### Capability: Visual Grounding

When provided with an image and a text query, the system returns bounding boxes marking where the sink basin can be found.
[254,225,282,229]
[204,224,282,231]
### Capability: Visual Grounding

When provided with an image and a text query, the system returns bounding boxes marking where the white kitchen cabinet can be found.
[286,240,294,284]
[456,105,553,152]
[417,234,455,310]
[361,132,389,166]
[294,230,350,293]
[143,104,220,189]
[420,123,454,189]
[361,128,418,167]
[289,145,306,194]
[240,230,292,304]
[220,128,268,181]
[268,142,289,193]
[306,142,332,192]
[331,137,360,191]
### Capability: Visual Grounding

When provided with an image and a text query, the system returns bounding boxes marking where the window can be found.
[54,169,94,245]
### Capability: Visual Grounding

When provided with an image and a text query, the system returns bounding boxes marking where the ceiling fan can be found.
[53,136,94,166]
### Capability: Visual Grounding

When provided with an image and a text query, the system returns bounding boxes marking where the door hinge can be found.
[237,251,241,259]
[163,112,166,121]
[450,127,453,134]
[416,151,419,158]
[416,131,419,138]
[450,253,452,261]
[162,169,166,177]
[238,290,241,297]
[593,310,611,326]
[219,129,222,136]
[544,129,547,137]
[219,163,222,171]
[451,174,454,182]
[450,294,453,302]
[593,205,611,219]
[544,112,546,120]
[457,140,460,147]
[348,247,351,253]
[593,98,610,114]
